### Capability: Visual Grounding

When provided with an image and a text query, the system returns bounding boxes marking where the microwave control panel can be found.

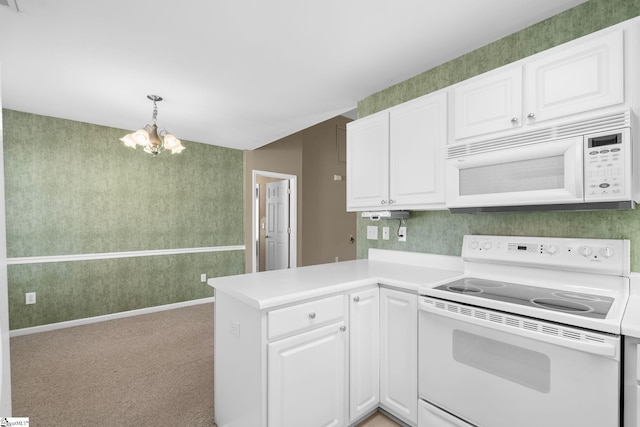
[584,129,631,201]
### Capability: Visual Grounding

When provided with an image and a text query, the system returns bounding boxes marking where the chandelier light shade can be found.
[120,95,185,156]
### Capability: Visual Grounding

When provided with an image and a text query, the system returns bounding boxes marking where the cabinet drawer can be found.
[268,295,344,340]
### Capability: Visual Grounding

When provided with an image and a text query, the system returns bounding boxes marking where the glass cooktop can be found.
[433,277,614,319]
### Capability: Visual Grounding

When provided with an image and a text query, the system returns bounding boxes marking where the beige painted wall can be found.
[244,115,356,272]
[301,118,356,265]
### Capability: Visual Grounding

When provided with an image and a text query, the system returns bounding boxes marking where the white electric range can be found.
[418,235,630,427]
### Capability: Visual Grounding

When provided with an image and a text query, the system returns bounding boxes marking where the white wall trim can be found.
[9,297,216,337]
[7,245,245,265]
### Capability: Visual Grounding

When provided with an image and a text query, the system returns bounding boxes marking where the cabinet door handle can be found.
[308,312,316,319]
[353,296,360,302]
[511,117,519,123]
[381,200,386,205]
[388,199,394,205]
[340,326,347,332]
[527,113,536,119]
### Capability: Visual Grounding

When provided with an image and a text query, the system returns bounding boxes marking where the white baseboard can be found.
[9,297,215,337]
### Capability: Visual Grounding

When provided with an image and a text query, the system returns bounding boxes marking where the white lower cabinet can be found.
[268,322,348,427]
[380,288,418,426]
[215,287,420,427]
[624,337,640,427]
[349,288,380,423]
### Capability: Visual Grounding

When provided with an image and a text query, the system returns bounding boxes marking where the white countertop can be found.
[622,272,640,338]
[207,249,463,310]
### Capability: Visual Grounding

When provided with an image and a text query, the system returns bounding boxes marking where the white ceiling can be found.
[0,0,587,150]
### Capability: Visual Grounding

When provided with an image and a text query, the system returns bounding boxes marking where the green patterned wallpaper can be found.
[3,110,245,329]
[357,0,640,271]
[359,0,640,117]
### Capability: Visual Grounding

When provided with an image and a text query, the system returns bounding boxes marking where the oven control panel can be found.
[463,235,630,275]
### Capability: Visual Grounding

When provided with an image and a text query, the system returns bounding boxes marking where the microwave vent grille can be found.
[447,110,631,159]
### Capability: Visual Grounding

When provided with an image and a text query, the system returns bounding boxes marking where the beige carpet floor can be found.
[10,302,401,427]
[10,302,216,426]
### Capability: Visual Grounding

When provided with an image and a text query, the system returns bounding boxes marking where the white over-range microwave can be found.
[446,111,638,213]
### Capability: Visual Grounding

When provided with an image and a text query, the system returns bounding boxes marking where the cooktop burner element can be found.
[434,277,613,319]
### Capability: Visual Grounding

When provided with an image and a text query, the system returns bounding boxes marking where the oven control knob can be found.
[471,240,479,250]
[544,244,558,255]
[578,246,593,257]
[482,241,492,250]
[599,247,615,258]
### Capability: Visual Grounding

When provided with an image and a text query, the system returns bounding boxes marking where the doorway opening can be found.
[252,170,297,273]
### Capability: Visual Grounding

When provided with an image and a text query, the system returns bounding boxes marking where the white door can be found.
[346,111,390,210]
[523,29,624,124]
[349,288,379,422]
[390,91,447,207]
[265,179,289,271]
[0,63,11,416]
[380,288,418,425]
[268,322,347,427]
[453,65,523,140]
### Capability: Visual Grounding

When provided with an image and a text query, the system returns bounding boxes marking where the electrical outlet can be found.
[201,273,207,283]
[230,320,240,337]
[26,292,36,305]
[398,226,407,242]
[367,225,378,240]
[382,227,390,240]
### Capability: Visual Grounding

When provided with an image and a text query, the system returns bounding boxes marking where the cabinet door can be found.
[346,112,390,210]
[349,288,380,422]
[523,30,624,124]
[268,322,348,427]
[453,66,522,140]
[380,288,418,425]
[389,92,447,208]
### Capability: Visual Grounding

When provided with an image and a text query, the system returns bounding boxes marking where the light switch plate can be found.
[382,227,390,240]
[367,226,378,240]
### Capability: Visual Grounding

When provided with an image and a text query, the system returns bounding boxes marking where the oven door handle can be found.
[419,298,618,358]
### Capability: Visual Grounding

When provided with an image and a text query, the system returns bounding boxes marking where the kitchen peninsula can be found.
[208,249,462,427]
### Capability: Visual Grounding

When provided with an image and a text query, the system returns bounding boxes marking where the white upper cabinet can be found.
[347,91,447,211]
[346,111,390,210]
[523,29,624,124]
[390,92,447,207]
[453,66,523,139]
[453,29,625,142]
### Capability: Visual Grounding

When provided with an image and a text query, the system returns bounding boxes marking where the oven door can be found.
[418,297,620,427]
[445,136,583,208]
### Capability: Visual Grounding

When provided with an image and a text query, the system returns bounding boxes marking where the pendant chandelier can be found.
[120,95,185,156]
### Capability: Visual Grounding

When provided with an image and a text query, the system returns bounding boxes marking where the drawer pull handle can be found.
[353,296,360,302]
[340,326,347,332]
[308,312,316,319]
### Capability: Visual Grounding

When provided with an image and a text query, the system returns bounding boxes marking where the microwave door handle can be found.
[420,300,617,357]
[574,141,584,199]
